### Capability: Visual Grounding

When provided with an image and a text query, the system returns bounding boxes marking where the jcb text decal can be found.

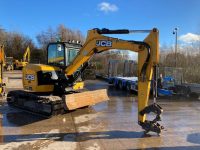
[96,40,112,47]
[25,74,35,81]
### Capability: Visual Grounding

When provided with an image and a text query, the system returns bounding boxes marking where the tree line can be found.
[0,25,200,83]
[159,44,200,83]
[0,24,85,63]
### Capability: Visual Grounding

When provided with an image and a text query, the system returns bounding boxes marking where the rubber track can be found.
[7,90,65,118]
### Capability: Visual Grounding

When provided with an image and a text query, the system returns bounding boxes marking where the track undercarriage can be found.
[7,90,65,117]
[6,89,109,117]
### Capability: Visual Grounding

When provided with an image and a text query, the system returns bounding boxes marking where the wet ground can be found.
[1,71,200,149]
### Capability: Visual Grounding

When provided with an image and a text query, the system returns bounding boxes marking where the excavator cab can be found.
[47,42,81,67]
[47,42,97,80]
[47,42,88,86]
[22,42,85,94]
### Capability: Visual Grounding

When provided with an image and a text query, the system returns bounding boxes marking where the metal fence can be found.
[158,67,183,84]
[107,60,137,77]
[96,59,184,84]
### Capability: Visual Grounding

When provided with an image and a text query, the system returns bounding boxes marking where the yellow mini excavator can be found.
[7,28,163,134]
[14,46,30,69]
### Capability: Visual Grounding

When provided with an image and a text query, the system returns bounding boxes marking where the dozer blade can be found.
[63,89,109,110]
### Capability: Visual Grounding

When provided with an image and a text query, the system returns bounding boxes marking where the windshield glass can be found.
[48,44,65,66]
[66,48,79,65]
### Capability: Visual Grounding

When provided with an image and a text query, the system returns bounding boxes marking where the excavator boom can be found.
[23,46,30,62]
[64,28,162,134]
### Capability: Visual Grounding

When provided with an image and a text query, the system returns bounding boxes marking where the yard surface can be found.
[0,71,200,150]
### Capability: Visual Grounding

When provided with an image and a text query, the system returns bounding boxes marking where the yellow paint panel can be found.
[73,82,84,90]
[22,64,60,92]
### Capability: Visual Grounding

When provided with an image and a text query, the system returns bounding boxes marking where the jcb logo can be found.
[25,74,35,81]
[96,40,112,47]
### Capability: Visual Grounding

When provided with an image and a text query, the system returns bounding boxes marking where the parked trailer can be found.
[108,76,174,96]
[174,83,200,98]
[108,77,138,92]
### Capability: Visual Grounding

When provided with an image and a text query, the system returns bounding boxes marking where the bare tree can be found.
[2,31,34,60]
[37,24,85,51]
[57,24,85,43]
[36,27,57,50]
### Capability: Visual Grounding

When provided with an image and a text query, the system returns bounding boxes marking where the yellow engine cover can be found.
[23,64,60,92]
[23,64,84,93]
